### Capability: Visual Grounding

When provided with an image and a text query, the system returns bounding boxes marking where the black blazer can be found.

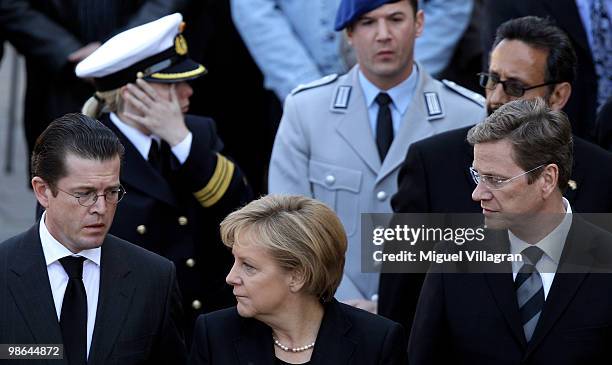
[379,125,612,335]
[481,0,599,142]
[409,217,612,364]
[0,224,187,365]
[188,299,408,365]
[100,113,252,340]
[596,98,612,151]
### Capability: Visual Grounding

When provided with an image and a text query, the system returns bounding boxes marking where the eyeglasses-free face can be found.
[469,164,545,190]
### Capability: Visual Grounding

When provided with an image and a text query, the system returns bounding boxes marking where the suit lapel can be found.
[484,231,527,348]
[234,318,275,365]
[525,218,592,354]
[100,114,178,208]
[563,138,587,206]
[310,300,356,365]
[335,68,382,175]
[7,225,66,365]
[88,237,136,365]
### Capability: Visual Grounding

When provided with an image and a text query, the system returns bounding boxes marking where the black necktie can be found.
[515,246,545,342]
[59,256,88,365]
[148,139,162,172]
[375,93,393,161]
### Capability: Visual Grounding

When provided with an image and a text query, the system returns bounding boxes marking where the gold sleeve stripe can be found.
[193,153,235,207]
[150,65,207,80]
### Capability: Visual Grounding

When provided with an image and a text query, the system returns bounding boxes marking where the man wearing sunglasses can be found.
[379,15,612,334]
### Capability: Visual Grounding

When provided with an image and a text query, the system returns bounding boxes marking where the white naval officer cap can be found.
[75,13,206,92]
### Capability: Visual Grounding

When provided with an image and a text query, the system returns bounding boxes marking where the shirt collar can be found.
[357,63,419,115]
[109,112,159,161]
[39,211,101,266]
[509,197,573,266]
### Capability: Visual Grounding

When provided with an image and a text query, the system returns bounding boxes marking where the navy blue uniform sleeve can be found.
[174,115,253,213]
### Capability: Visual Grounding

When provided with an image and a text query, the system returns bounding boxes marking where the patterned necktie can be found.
[590,0,612,109]
[375,93,393,161]
[515,246,545,342]
[59,256,88,365]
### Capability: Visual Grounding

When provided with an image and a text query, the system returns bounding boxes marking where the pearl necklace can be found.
[272,336,315,352]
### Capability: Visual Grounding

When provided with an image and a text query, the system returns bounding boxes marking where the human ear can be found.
[32,177,52,208]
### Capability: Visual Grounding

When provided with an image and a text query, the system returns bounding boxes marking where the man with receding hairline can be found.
[379,16,612,334]
[0,113,187,365]
[409,98,612,365]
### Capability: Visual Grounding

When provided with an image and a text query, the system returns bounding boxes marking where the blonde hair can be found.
[220,195,347,302]
[81,89,124,118]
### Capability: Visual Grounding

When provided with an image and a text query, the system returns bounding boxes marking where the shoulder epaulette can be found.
[291,74,339,95]
[442,79,485,107]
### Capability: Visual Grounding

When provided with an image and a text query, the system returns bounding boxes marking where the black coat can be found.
[379,125,612,335]
[0,0,187,158]
[189,299,408,365]
[101,114,253,342]
[409,217,612,365]
[0,224,187,365]
[596,98,612,151]
[481,0,599,142]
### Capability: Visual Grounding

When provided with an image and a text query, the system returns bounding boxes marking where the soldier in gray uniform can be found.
[268,0,486,312]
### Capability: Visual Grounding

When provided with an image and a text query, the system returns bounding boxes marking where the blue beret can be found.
[334,0,401,31]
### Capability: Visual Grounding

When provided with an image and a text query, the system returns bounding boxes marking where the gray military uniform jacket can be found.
[269,63,486,300]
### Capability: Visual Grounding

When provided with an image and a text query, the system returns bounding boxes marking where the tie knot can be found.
[60,256,86,279]
[149,139,160,159]
[521,246,544,265]
[375,93,392,107]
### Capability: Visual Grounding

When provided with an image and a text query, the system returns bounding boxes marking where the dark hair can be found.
[467,98,573,192]
[493,16,577,86]
[31,113,125,194]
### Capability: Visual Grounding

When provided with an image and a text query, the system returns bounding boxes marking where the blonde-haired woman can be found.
[189,195,408,365]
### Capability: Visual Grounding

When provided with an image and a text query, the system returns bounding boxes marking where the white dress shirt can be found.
[509,198,573,300]
[109,112,192,164]
[39,212,101,358]
[358,64,419,138]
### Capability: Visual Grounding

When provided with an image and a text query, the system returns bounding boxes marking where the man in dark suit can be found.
[379,16,612,333]
[481,0,605,143]
[409,98,612,364]
[596,98,612,151]
[0,113,186,364]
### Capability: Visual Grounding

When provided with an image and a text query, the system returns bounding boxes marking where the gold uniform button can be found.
[192,300,202,310]
[178,216,188,226]
[186,258,196,267]
[136,225,147,235]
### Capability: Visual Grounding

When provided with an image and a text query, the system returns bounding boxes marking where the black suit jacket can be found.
[0,224,186,365]
[596,98,612,151]
[481,0,599,142]
[409,217,612,364]
[100,114,252,341]
[188,299,408,365]
[0,0,187,162]
[379,125,612,335]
